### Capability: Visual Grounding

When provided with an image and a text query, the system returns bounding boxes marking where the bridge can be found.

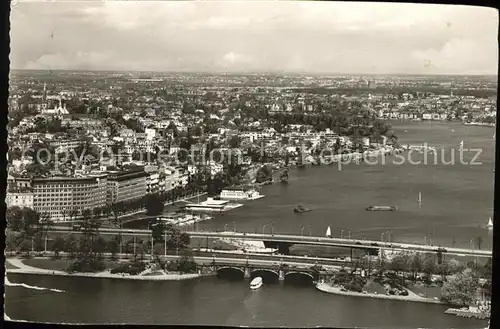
[166,255,331,283]
[48,227,492,258]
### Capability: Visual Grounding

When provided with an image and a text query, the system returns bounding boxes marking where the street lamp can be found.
[271,222,275,235]
[348,230,351,240]
[224,224,228,232]
[309,225,312,236]
[263,224,267,234]
[340,229,344,240]
[470,239,474,250]
[381,232,385,242]
[233,221,236,233]
[301,226,304,236]
[424,236,428,245]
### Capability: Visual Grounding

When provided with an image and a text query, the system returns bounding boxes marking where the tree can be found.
[409,253,423,280]
[52,235,66,259]
[144,194,165,216]
[6,206,24,232]
[21,208,40,237]
[65,235,79,259]
[441,269,479,306]
[176,249,197,273]
[229,135,241,148]
[107,236,120,259]
[151,221,166,244]
[422,255,437,280]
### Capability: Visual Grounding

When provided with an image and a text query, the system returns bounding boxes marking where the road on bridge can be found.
[47,227,492,258]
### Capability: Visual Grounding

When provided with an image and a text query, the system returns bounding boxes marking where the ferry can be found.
[184,197,243,213]
[366,205,397,211]
[250,277,263,290]
[220,188,265,201]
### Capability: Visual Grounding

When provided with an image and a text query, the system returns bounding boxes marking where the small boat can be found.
[325,226,332,238]
[418,192,422,204]
[366,205,397,211]
[294,205,312,213]
[250,276,263,290]
[487,217,493,230]
[459,140,464,149]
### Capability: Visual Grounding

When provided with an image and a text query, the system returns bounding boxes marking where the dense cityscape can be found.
[5,1,497,328]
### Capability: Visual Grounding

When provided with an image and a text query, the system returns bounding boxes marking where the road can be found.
[48,227,492,258]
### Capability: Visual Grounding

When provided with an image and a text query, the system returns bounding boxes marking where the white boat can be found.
[459,140,464,149]
[184,197,243,212]
[250,276,263,290]
[325,226,332,238]
[418,192,422,204]
[220,188,265,201]
[487,217,493,230]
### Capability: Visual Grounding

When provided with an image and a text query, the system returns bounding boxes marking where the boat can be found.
[294,204,312,213]
[250,276,263,290]
[325,226,332,238]
[280,170,289,184]
[487,217,493,230]
[366,205,397,211]
[418,192,422,204]
[459,140,464,149]
[184,197,243,212]
[220,188,264,200]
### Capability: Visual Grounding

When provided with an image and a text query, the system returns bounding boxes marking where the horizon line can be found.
[9,68,499,78]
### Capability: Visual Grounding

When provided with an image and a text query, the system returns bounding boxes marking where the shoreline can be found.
[5,258,209,282]
[315,282,444,305]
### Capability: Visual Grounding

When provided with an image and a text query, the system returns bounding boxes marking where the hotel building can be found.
[7,174,108,221]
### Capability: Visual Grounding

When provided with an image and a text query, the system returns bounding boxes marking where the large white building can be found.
[107,169,148,204]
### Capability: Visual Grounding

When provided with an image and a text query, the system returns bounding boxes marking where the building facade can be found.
[107,169,148,204]
[24,175,108,221]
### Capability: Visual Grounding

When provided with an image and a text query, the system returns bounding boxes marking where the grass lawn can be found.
[406,281,442,299]
[363,279,387,294]
[23,258,123,272]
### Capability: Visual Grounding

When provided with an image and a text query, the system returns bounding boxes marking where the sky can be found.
[9,1,499,75]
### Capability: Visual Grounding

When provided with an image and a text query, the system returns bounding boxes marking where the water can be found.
[193,121,495,250]
[5,122,494,327]
[4,274,487,328]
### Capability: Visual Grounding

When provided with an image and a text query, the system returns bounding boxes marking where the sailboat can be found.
[487,217,493,230]
[325,226,332,238]
[418,192,422,204]
[459,140,464,149]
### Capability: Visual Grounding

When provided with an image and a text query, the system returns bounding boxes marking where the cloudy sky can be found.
[10,1,499,75]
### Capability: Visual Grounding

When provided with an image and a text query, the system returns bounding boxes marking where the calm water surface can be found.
[5,122,494,327]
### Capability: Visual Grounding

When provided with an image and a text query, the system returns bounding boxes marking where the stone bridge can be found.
[212,263,320,283]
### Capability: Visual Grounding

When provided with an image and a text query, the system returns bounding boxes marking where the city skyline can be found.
[10,1,499,75]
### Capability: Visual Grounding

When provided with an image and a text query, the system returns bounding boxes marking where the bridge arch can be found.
[250,269,279,283]
[284,271,315,285]
[217,267,245,281]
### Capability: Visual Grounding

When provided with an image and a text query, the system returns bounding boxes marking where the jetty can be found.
[444,306,490,320]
